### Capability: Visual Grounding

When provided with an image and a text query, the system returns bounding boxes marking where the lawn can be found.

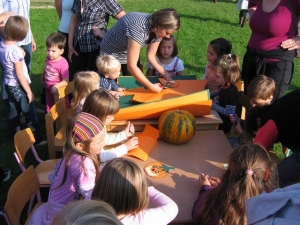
[0,0,299,224]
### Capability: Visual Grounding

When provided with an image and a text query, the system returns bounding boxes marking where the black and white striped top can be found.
[100,12,161,64]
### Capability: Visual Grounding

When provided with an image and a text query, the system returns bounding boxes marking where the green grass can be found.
[0,0,299,224]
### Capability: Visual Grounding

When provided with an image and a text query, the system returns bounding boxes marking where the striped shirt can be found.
[0,0,32,46]
[100,12,161,64]
[71,0,123,52]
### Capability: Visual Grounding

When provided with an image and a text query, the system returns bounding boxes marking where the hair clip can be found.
[221,61,227,66]
[228,53,232,57]
[245,170,253,175]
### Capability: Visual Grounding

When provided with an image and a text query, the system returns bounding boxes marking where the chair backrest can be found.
[45,98,67,159]
[4,166,40,225]
[236,91,251,120]
[235,80,244,92]
[54,81,74,102]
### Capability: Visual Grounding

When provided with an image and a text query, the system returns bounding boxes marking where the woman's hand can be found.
[124,121,135,138]
[125,136,139,150]
[281,36,300,50]
[150,83,163,93]
[68,46,78,62]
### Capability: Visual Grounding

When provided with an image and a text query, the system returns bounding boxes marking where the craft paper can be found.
[126,124,159,161]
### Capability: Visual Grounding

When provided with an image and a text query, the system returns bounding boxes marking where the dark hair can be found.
[4,16,29,41]
[209,38,232,57]
[46,32,66,49]
[150,8,180,30]
[156,35,178,58]
[195,144,278,225]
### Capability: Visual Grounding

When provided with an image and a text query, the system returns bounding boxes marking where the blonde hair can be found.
[92,158,149,216]
[194,144,278,225]
[71,71,100,110]
[4,16,29,41]
[82,89,119,122]
[213,54,241,86]
[150,8,180,31]
[53,200,122,225]
[96,55,121,75]
[247,75,275,101]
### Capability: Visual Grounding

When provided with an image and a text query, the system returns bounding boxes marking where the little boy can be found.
[96,55,125,99]
[42,32,69,112]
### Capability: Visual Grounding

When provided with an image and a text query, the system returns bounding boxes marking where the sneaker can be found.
[2,169,11,182]
[35,140,47,147]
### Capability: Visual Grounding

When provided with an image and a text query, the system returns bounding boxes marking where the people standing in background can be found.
[236,0,249,27]
[68,0,125,80]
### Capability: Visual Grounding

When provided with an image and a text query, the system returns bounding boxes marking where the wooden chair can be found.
[235,79,244,92]
[54,81,75,119]
[236,91,251,120]
[4,166,45,225]
[45,98,67,159]
[14,128,60,187]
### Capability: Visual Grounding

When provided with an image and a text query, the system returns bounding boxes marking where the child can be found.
[146,35,184,77]
[91,158,179,224]
[0,16,44,143]
[71,71,100,112]
[192,144,278,225]
[28,112,105,225]
[53,200,122,225]
[211,54,240,134]
[42,32,69,112]
[82,89,139,163]
[96,55,125,99]
[236,0,249,27]
[202,38,232,95]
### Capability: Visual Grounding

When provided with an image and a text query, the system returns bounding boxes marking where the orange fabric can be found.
[126,124,159,161]
[130,80,207,103]
[114,90,212,120]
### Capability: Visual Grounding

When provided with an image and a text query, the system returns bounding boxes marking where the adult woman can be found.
[241,0,300,101]
[100,8,181,93]
[245,89,300,188]
[55,0,73,62]
[68,0,125,80]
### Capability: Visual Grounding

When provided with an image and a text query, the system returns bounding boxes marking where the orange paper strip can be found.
[126,124,159,161]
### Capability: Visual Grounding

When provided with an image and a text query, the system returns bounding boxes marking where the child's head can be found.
[96,55,121,80]
[247,75,275,107]
[4,16,29,42]
[53,200,122,225]
[212,54,240,86]
[82,89,120,125]
[157,35,178,59]
[45,32,66,61]
[207,38,232,63]
[195,144,278,225]
[92,158,149,216]
[71,71,100,110]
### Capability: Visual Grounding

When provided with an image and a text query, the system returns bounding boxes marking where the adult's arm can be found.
[115,10,125,19]
[254,119,278,151]
[31,33,36,52]
[55,0,62,19]
[127,38,162,93]
[0,11,15,37]
[147,42,172,81]
[68,13,78,62]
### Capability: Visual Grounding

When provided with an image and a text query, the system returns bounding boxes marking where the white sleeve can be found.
[100,144,128,162]
[176,58,184,72]
[105,130,127,145]
[123,186,178,225]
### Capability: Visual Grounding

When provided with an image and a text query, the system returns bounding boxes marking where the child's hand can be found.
[92,26,106,38]
[117,87,126,92]
[51,84,59,94]
[125,136,139,150]
[209,177,221,187]
[235,120,243,135]
[163,69,172,81]
[229,114,237,123]
[199,174,211,187]
[124,121,135,137]
[27,91,35,103]
[151,83,163,93]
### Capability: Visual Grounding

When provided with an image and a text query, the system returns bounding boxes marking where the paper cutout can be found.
[158,78,179,88]
[115,90,212,120]
[144,162,175,178]
[130,80,207,103]
[126,124,159,161]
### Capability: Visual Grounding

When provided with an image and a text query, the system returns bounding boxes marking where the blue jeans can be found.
[5,85,42,142]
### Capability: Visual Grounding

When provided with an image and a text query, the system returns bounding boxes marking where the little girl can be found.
[28,112,105,225]
[192,144,278,225]
[202,38,232,95]
[146,35,184,76]
[92,158,178,224]
[211,54,240,133]
[71,71,100,112]
[42,32,69,112]
[0,16,43,143]
[82,89,139,163]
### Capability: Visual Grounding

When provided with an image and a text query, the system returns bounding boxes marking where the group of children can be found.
[1,13,299,225]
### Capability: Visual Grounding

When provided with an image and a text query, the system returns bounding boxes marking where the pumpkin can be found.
[158,109,196,144]
[144,162,175,178]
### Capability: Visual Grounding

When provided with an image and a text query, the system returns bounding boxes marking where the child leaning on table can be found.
[96,55,125,100]
[71,71,100,113]
[82,89,139,163]
[191,144,278,225]
[91,158,179,225]
[42,32,69,112]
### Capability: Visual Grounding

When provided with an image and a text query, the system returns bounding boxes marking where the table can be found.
[126,130,233,224]
[109,110,222,132]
